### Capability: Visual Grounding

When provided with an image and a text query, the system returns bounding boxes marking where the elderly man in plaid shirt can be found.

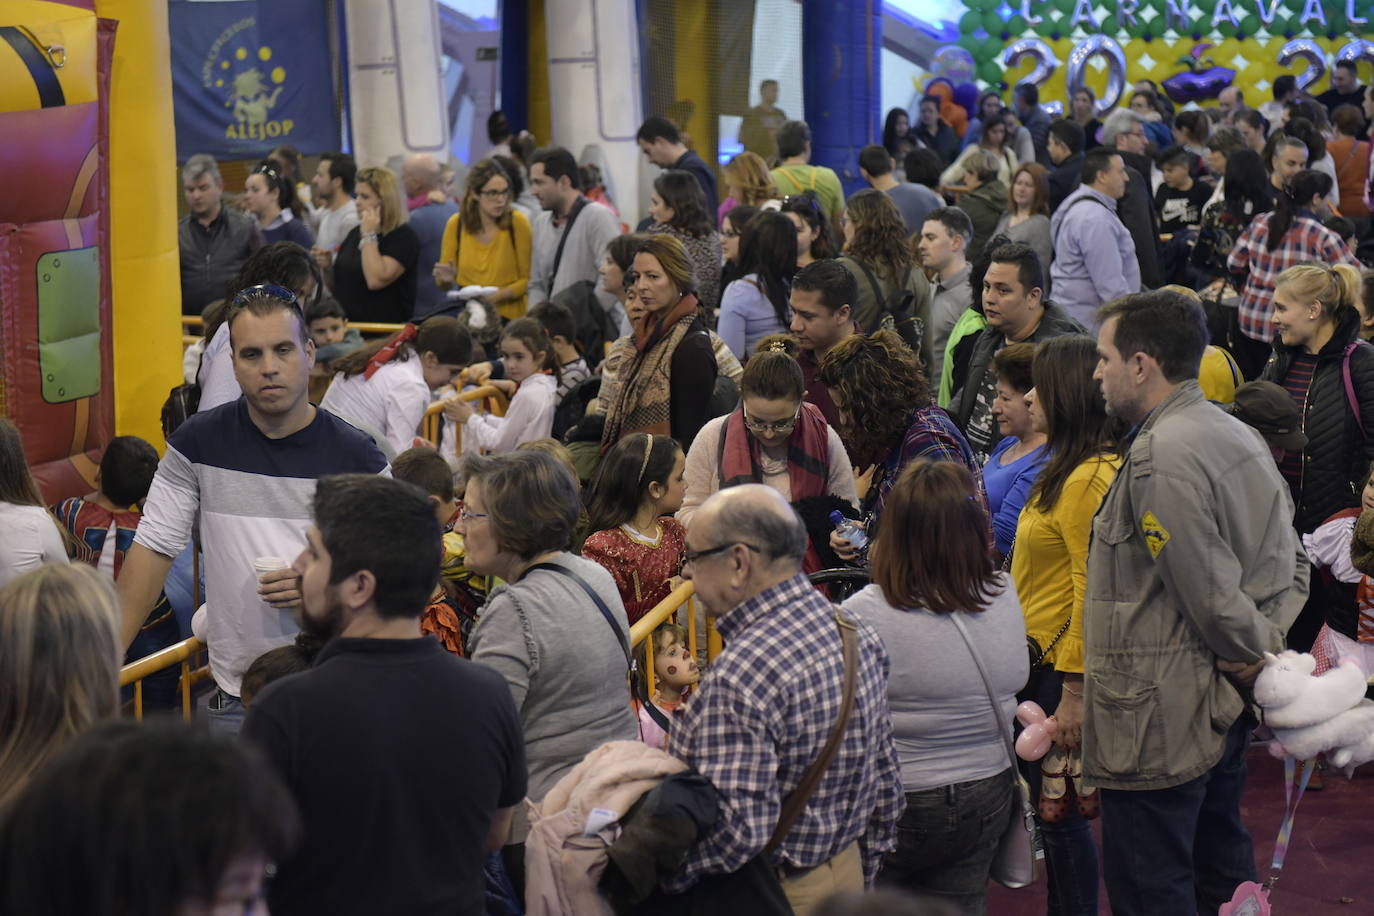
[667,484,903,915]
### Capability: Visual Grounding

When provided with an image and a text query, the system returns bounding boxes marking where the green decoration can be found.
[978,59,1005,85]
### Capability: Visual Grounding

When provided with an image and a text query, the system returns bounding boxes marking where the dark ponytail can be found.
[1267,169,1332,252]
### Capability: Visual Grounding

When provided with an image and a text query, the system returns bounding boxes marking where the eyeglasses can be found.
[231,283,298,306]
[743,406,801,435]
[683,542,762,566]
[458,506,489,525]
[478,188,511,199]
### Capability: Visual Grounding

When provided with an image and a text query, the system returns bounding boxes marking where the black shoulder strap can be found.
[1052,193,1117,254]
[525,560,673,732]
[523,560,629,665]
[550,197,590,284]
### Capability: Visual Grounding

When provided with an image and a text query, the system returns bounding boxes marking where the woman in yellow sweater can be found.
[434,158,532,321]
[1010,334,1120,916]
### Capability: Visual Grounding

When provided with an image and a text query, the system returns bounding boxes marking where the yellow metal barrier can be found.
[627,580,720,699]
[182,315,406,339]
[119,637,208,721]
[420,385,509,451]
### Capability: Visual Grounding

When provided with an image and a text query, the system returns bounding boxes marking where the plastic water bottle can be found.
[828,511,868,551]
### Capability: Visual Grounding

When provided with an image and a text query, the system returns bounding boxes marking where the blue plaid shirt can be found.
[667,573,904,889]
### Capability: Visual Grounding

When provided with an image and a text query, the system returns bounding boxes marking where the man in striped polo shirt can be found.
[118,285,387,733]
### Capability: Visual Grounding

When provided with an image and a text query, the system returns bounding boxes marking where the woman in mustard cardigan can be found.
[434,158,532,321]
[1011,335,1121,916]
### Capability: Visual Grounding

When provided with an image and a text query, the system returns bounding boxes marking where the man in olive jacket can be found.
[1086,290,1308,916]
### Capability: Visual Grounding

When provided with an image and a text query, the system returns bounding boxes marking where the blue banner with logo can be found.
[170,0,337,161]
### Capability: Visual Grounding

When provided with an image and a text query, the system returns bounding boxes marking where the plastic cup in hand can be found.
[253,557,288,583]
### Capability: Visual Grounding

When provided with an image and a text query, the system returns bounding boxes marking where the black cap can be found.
[1224,381,1308,451]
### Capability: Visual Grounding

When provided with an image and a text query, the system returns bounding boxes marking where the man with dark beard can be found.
[242,474,526,916]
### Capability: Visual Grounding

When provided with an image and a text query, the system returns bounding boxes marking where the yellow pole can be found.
[98,0,182,450]
[526,0,552,145]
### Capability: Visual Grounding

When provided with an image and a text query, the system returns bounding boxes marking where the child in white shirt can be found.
[442,317,558,455]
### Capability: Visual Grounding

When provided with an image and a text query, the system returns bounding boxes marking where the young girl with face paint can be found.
[581,433,688,625]
[630,623,700,750]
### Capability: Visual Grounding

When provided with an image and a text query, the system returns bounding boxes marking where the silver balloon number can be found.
[1278,39,1328,94]
[1003,39,1063,117]
[1065,35,1126,117]
[1336,39,1374,71]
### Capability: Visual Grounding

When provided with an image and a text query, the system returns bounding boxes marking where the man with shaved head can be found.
[401,153,459,315]
[665,485,903,915]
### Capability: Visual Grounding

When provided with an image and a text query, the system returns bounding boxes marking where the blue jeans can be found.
[205,687,246,735]
[1099,713,1257,916]
[1019,667,1099,916]
[878,768,1014,915]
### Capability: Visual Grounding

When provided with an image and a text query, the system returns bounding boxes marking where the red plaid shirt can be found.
[1227,211,1359,342]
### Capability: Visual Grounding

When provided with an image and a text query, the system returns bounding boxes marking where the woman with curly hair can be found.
[646,169,723,312]
[780,191,836,269]
[817,330,984,560]
[719,152,781,226]
[837,189,935,368]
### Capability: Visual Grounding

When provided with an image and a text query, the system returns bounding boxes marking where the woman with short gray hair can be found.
[459,449,636,892]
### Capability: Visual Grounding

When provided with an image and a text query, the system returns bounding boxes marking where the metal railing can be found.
[119,637,208,721]
[419,385,509,450]
[627,581,720,698]
[182,316,407,338]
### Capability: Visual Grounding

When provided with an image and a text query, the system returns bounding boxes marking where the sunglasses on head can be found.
[231,283,298,306]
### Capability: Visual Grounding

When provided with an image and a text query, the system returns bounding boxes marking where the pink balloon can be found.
[1016,722,1052,761]
[1016,701,1047,727]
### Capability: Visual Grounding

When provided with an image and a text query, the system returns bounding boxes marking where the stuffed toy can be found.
[1270,699,1374,760]
[1252,650,1367,728]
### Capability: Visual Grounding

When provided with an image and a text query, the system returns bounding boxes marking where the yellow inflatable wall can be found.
[100,0,181,453]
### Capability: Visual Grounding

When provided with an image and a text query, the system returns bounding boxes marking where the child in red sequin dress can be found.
[582,433,686,625]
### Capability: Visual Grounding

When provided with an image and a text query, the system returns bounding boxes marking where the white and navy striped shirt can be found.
[135,399,387,696]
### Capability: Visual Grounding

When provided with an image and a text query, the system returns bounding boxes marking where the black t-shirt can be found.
[1154,181,1212,234]
[332,224,421,323]
[243,637,526,916]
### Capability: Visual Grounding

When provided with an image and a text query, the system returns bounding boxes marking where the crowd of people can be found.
[4,64,1374,916]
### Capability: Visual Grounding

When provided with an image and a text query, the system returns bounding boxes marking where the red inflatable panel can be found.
[0,17,112,502]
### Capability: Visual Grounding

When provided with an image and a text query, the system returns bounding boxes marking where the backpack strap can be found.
[850,258,886,330]
[1051,193,1117,256]
[1344,341,1368,440]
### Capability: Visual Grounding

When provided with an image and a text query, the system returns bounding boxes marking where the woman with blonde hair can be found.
[1261,263,1374,648]
[991,162,1052,269]
[0,564,121,808]
[600,234,718,451]
[435,158,534,321]
[330,165,421,323]
[719,151,781,225]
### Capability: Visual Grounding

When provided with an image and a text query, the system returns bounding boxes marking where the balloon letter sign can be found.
[1278,38,1328,93]
[1066,35,1128,116]
[1003,39,1064,117]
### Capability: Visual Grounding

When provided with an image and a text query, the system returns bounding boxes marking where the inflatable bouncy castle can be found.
[1,0,180,501]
